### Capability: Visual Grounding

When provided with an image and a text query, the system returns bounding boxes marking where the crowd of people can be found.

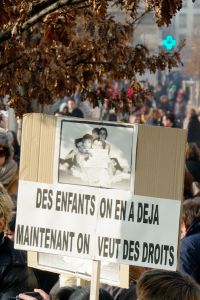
[1,75,200,299]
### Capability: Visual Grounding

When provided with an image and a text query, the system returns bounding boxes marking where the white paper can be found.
[38,253,120,284]
[15,180,181,270]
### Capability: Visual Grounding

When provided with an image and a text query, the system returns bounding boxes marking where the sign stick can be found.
[90,260,101,300]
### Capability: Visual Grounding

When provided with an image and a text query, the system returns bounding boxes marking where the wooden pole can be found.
[90,260,101,300]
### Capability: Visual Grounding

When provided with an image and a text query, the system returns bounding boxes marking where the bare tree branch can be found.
[0,30,11,43]
[132,6,153,26]
[29,0,59,16]
[22,0,73,30]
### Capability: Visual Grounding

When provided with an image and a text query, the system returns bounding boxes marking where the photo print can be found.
[57,120,135,191]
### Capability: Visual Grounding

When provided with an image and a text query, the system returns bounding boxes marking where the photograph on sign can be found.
[56,120,134,191]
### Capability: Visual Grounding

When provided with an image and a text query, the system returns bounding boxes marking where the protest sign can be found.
[16,113,186,289]
[15,181,180,270]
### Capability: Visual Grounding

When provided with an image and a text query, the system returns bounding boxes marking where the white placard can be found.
[15,180,181,270]
[38,253,120,284]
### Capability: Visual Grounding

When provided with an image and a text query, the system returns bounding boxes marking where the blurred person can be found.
[101,98,117,122]
[137,269,200,300]
[2,209,58,294]
[187,111,200,148]
[100,98,109,120]
[69,287,114,300]
[158,95,172,113]
[108,109,117,122]
[19,289,50,300]
[146,109,161,126]
[0,111,8,129]
[174,89,186,127]
[178,88,185,98]
[0,184,38,299]
[74,84,82,107]
[168,83,177,103]
[184,166,198,200]
[162,112,176,128]
[158,108,165,119]
[0,128,18,199]
[186,143,200,183]
[101,265,146,300]
[129,113,142,124]
[68,99,84,118]
[9,130,20,165]
[19,287,114,300]
[154,83,165,107]
[179,198,200,283]
[4,211,16,241]
[140,106,150,123]
[185,86,190,102]
[54,286,76,300]
[183,107,196,130]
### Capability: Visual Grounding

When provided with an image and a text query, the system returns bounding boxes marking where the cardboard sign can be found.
[16,114,186,286]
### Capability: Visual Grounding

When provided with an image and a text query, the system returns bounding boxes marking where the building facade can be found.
[174,0,200,43]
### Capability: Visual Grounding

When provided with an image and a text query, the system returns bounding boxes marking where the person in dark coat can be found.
[187,113,200,148]
[20,287,114,300]
[158,95,173,113]
[0,184,38,299]
[101,282,137,300]
[101,266,146,300]
[186,143,200,183]
[68,99,84,118]
[179,198,200,284]
[162,112,176,128]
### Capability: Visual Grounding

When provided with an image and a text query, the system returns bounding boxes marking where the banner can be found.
[15,181,180,270]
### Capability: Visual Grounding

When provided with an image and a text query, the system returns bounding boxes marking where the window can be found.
[194,0,200,8]
[193,15,200,33]
[179,14,187,28]
[182,0,187,8]
[179,34,186,42]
